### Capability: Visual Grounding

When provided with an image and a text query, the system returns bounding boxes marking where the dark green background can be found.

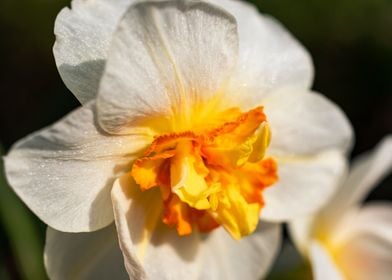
[0,0,391,279]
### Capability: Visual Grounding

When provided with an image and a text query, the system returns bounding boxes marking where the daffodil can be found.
[5,0,353,278]
[290,136,392,280]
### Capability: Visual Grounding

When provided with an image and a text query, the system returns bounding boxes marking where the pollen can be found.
[131,107,278,240]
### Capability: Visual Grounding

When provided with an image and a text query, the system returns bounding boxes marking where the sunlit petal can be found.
[209,0,314,106]
[4,102,150,232]
[264,90,353,156]
[54,0,133,103]
[262,150,347,221]
[97,0,238,134]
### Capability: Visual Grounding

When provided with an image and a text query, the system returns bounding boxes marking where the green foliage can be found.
[0,145,47,280]
[256,0,392,49]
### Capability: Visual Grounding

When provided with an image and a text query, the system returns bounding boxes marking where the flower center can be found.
[131,107,278,239]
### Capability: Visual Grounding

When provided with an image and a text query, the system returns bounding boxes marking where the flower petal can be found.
[310,241,345,280]
[4,102,150,232]
[261,150,347,221]
[44,224,128,280]
[289,136,392,258]
[264,90,353,156]
[111,172,197,279]
[198,222,281,280]
[54,0,132,103]
[260,90,352,221]
[208,0,314,104]
[97,0,238,134]
[288,214,316,256]
[335,203,392,280]
[325,135,392,216]
[111,172,281,279]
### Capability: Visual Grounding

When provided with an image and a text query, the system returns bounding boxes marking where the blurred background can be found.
[0,0,391,279]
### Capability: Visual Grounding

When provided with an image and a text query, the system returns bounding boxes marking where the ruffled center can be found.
[131,107,278,239]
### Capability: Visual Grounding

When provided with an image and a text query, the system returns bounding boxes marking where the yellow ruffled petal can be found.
[202,107,269,167]
[171,141,211,210]
[130,106,278,239]
[132,151,175,190]
[249,122,271,162]
[214,187,261,240]
[162,195,193,236]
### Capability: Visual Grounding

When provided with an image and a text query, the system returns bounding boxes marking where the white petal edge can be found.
[97,0,239,134]
[54,0,133,103]
[111,172,282,280]
[44,224,128,280]
[208,0,314,105]
[261,150,347,221]
[334,203,392,280]
[310,241,345,280]
[325,135,392,217]
[288,214,316,257]
[4,102,150,232]
[263,90,353,156]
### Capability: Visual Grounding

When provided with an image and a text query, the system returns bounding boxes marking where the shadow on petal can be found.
[115,172,199,266]
[58,60,106,104]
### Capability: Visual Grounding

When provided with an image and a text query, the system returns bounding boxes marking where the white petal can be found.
[264,90,353,156]
[208,0,314,104]
[289,136,392,256]
[310,241,345,280]
[111,173,196,279]
[198,222,281,280]
[54,0,133,103]
[325,135,392,216]
[334,203,392,280]
[261,150,347,221]
[288,214,316,257]
[111,173,281,279]
[44,225,128,280]
[4,103,150,232]
[97,0,238,134]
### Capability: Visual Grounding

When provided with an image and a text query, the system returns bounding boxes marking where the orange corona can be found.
[131,107,278,239]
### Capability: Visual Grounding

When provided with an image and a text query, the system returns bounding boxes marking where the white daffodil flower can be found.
[290,136,392,280]
[5,0,353,279]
